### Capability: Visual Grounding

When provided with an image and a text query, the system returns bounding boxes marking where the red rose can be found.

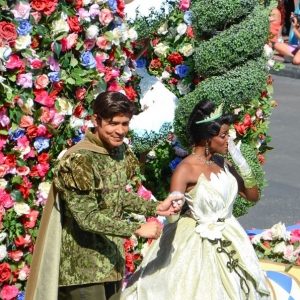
[27,125,38,139]
[167,52,183,65]
[21,210,39,229]
[29,165,39,177]
[44,0,59,16]
[150,59,162,69]
[31,35,40,49]
[187,26,195,38]
[0,21,17,42]
[75,88,86,100]
[243,114,252,127]
[5,154,16,167]
[30,0,47,11]
[124,239,134,251]
[257,153,265,165]
[125,252,135,274]
[38,153,50,164]
[53,81,64,93]
[262,241,270,249]
[73,104,85,118]
[124,86,137,101]
[116,0,125,18]
[67,16,82,33]
[0,263,11,283]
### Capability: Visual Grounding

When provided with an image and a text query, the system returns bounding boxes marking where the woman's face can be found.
[209,124,230,155]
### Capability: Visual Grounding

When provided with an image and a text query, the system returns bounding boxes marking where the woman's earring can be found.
[205,140,209,157]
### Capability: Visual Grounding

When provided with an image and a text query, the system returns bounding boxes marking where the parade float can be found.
[0,0,297,298]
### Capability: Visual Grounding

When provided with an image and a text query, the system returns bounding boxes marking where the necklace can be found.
[192,151,214,166]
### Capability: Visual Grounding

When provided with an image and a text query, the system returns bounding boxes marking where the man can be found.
[25,92,182,300]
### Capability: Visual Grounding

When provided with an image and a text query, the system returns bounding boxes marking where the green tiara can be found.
[195,103,223,124]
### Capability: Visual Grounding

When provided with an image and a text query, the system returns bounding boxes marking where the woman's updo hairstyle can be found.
[187,99,235,146]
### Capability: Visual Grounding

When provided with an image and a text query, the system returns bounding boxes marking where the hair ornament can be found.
[195,103,224,124]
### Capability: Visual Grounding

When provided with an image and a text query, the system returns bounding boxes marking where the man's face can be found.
[93,113,131,148]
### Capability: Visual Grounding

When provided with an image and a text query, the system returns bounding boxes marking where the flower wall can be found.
[0,0,141,297]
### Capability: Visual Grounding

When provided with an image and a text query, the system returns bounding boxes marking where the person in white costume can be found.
[122,99,270,300]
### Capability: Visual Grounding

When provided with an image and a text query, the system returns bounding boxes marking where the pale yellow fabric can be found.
[122,166,270,300]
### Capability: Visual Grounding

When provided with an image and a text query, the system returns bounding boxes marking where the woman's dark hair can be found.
[187,99,235,146]
[93,91,136,122]
[277,0,286,26]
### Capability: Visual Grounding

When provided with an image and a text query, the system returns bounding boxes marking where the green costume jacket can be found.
[24,129,157,300]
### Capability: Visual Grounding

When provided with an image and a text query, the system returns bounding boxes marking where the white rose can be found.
[177,80,191,95]
[0,179,8,189]
[157,23,168,35]
[271,222,290,241]
[18,270,27,281]
[69,115,85,128]
[154,43,169,57]
[147,150,156,159]
[177,23,187,36]
[131,213,146,222]
[228,128,237,140]
[86,25,99,39]
[267,59,275,68]
[130,234,138,247]
[273,241,287,254]
[181,44,194,57]
[57,97,73,115]
[120,30,129,43]
[83,0,92,5]
[14,145,31,159]
[95,0,107,3]
[264,44,273,58]
[128,28,138,42]
[0,232,7,242]
[141,242,151,257]
[161,71,170,80]
[14,202,30,216]
[251,234,262,245]
[52,19,70,36]
[15,34,31,50]
[21,98,34,115]
[112,27,122,45]
[120,65,132,82]
[0,245,7,261]
[38,182,51,199]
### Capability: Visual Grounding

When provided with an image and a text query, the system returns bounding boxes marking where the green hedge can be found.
[194,5,271,77]
[191,0,257,35]
[173,57,269,150]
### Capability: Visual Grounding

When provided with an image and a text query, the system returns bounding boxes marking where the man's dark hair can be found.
[93,91,136,122]
[187,99,235,146]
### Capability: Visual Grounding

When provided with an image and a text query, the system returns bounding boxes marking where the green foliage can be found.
[126,1,179,41]
[174,58,269,150]
[194,5,271,77]
[191,0,257,35]
[225,143,267,217]
[143,142,177,199]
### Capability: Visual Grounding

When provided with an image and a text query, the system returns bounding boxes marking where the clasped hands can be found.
[134,194,183,240]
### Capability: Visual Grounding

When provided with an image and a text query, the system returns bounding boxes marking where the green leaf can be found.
[70,56,78,67]
[104,31,114,41]
[10,190,25,202]
[66,77,76,85]
[285,263,294,272]
[12,176,23,185]
[54,42,62,57]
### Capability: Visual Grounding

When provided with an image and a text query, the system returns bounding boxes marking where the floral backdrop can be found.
[0,0,281,298]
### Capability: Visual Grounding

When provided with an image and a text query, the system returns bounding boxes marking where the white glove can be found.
[228,137,250,173]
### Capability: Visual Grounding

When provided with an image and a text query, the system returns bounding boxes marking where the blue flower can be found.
[108,0,117,12]
[17,20,32,36]
[48,72,60,82]
[17,292,25,300]
[175,65,190,78]
[2,46,12,60]
[80,51,96,69]
[169,157,182,172]
[72,133,85,144]
[184,11,192,26]
[33,137,50,153]
[136,58,146,68]
[9,128,26,141]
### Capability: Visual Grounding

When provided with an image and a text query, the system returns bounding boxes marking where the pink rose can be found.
[19,116,34,128]
[37,124,47,136]
[291,229,300,244]
[8,250,23,261]
[99,9,114,25]
[17,135,29,148]
[77,8,89,21]
[21,210,39,229]
[89,4,100,18]
[37,163,50,177]
[30,11,42,23]
[34,90,55,107]
[179,0,190,11]
[39,107,52,123]
[66,33,78,50]
[96,36,111,50]
[28,58,43,69]
[17,73,32,88]
[11,2,31,19]
[95,54,106,73]
[107,81,121,92]
[0,190,14,208]
[0,109,10,127]
[137,186,152,200]
[84,39,96,50]
[51,111,65,128]
[34,74,49,89]
[0,284,19,300]
[16,166,30,176]
[6,54,24,69]
[0,165,9,177]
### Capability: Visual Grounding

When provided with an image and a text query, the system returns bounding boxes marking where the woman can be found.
[269,0,285,47]
[122,99,270,299]
[274,12,300,64]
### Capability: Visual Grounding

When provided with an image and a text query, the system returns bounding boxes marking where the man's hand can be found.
[156,194,183,217]
[134,222,162,239]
